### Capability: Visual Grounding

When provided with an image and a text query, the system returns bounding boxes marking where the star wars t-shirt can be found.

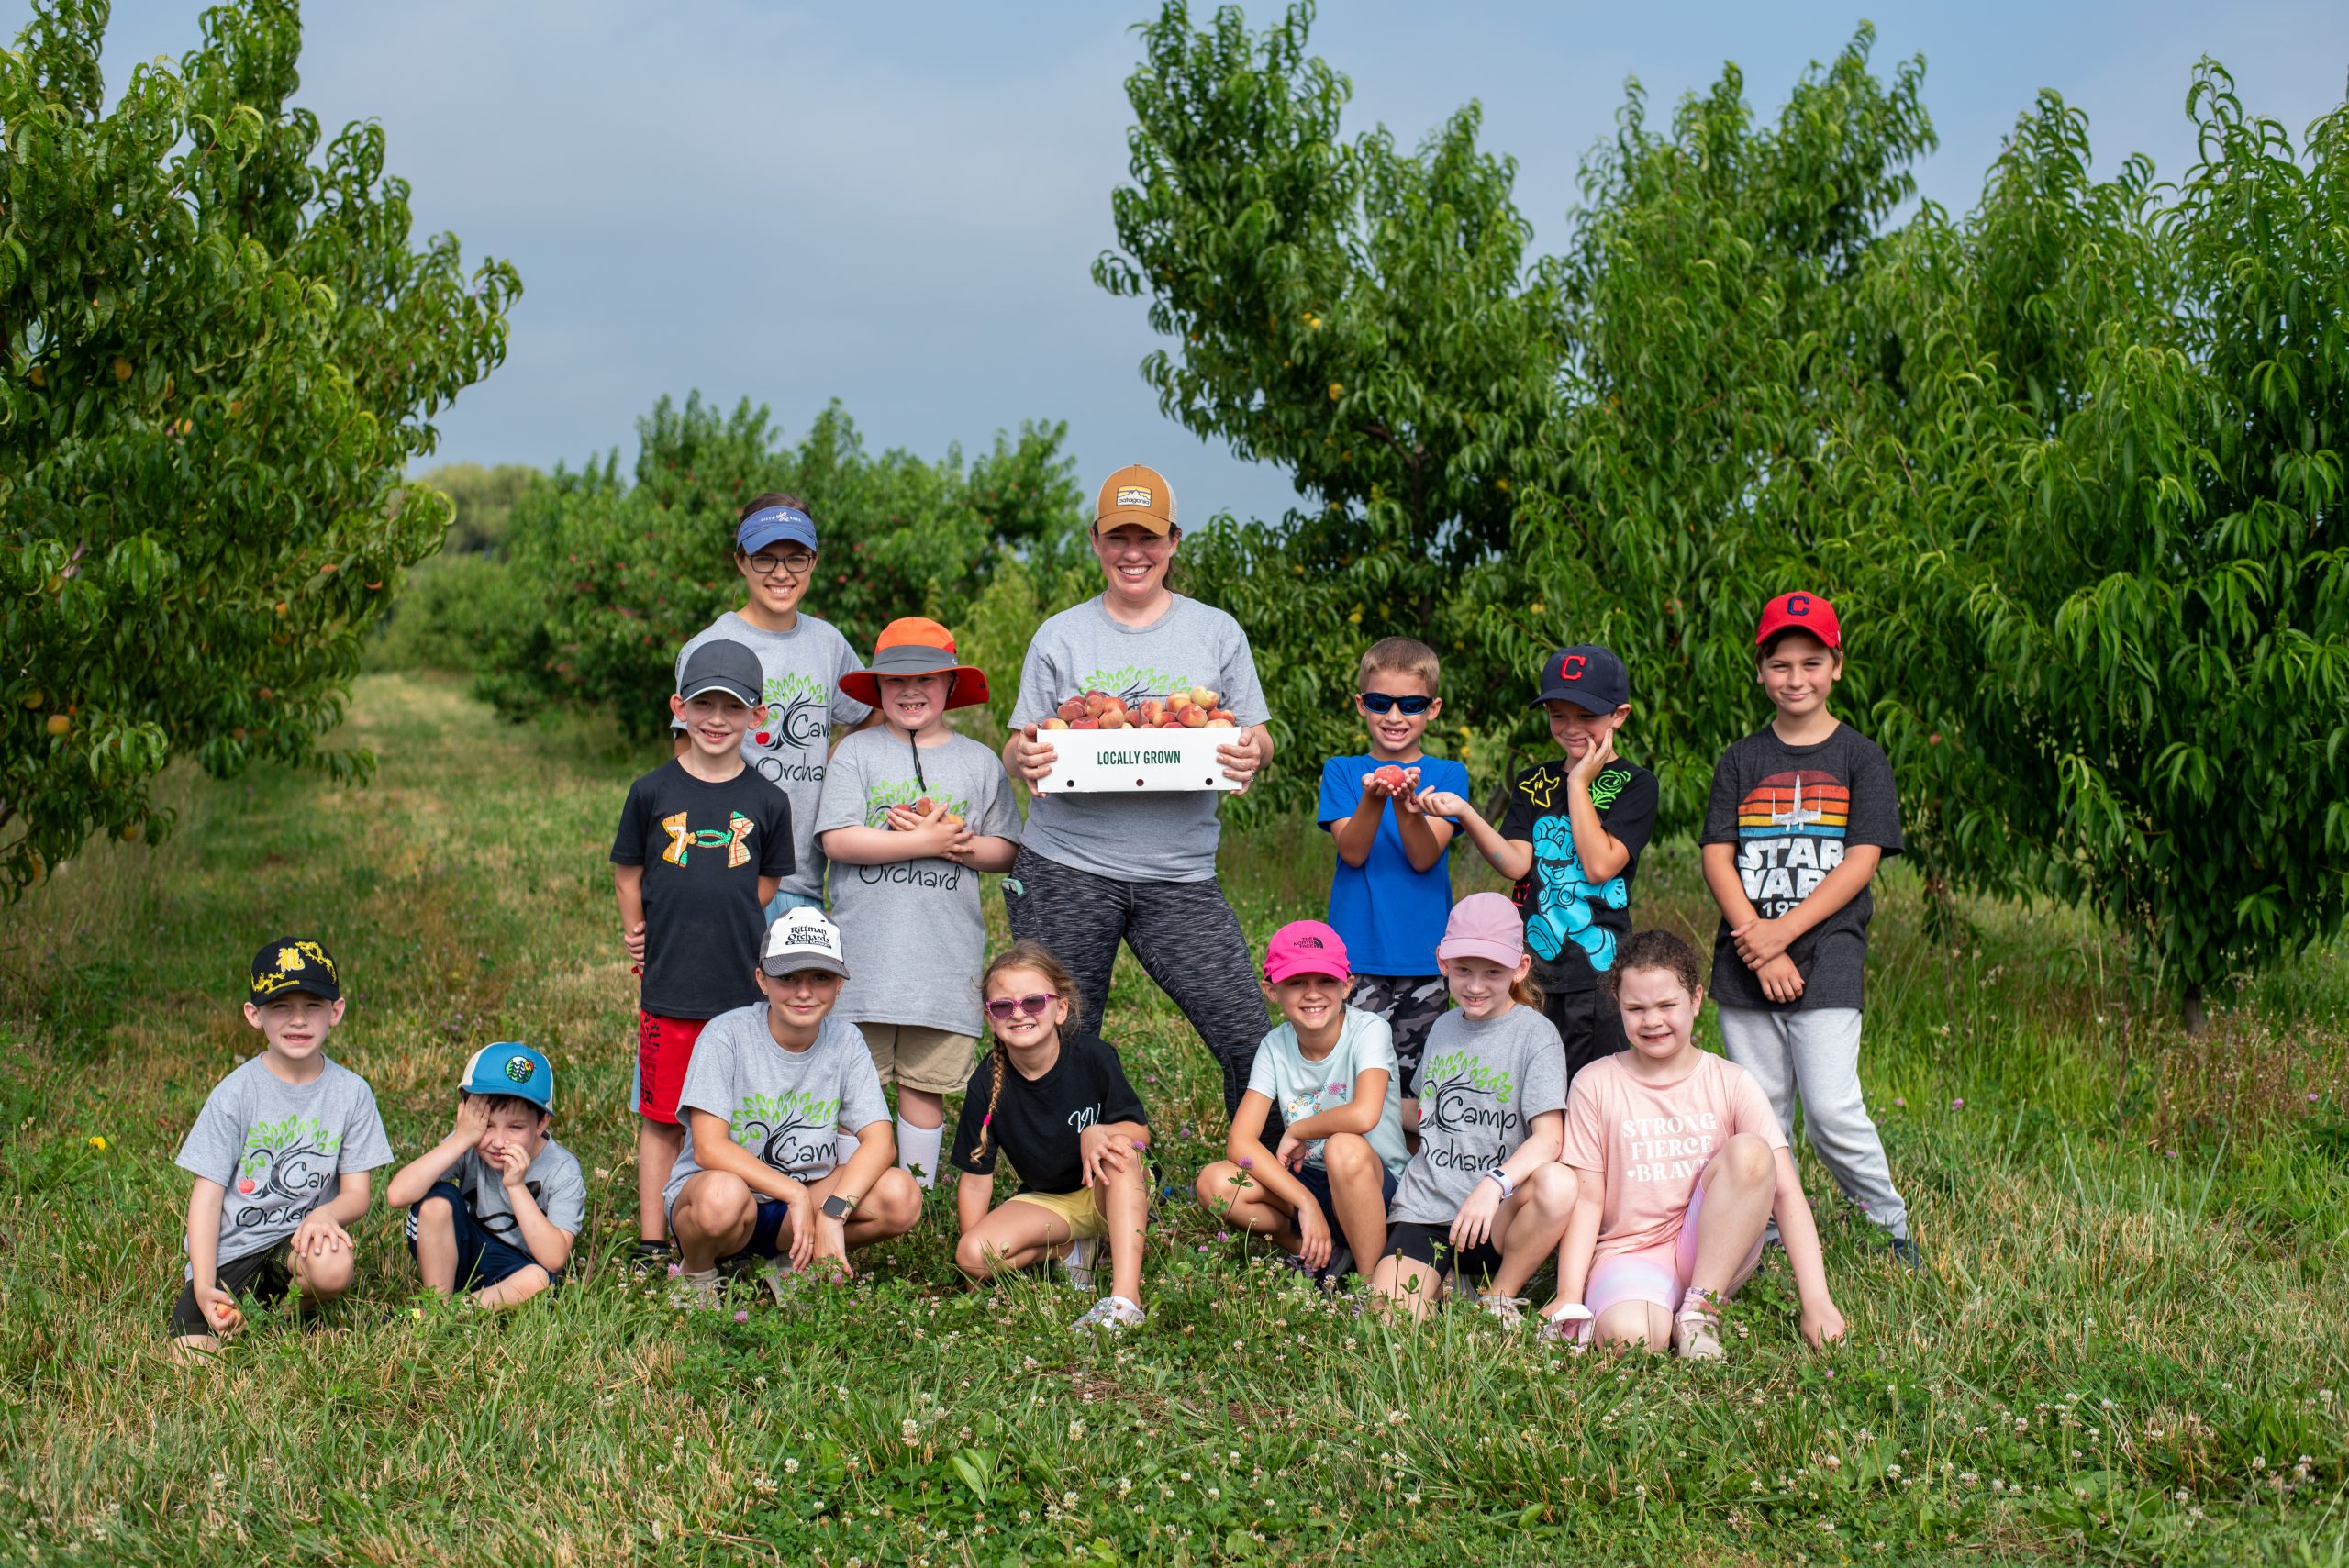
[1700,722,1902,1012]
[813,727,1023,1035]
[1008,595,1270,883]
[1499,756,1659,994]
[1388,1005,1569,1225]
[175,1055,395,1275]
[663,1007,891,1213]
[948,1033,1149,1196]
[441,1140,589,1240]
[611,759,796,1020]
[674,610,872,903]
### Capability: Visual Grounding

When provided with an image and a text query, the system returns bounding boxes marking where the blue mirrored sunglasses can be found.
[1359,692,1434,715]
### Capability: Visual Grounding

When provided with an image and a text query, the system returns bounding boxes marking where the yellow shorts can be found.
[1004,1186,1108,1242]
[857,1022,978,1097]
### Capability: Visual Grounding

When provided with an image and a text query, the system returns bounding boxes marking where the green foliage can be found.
[0,0,518,892]
[414,460,543,554]
[1103,2,2349,1009]
[480,394,1085,740]
[359,550,525,675]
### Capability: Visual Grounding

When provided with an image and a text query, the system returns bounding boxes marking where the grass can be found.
[3,671,2345,1565]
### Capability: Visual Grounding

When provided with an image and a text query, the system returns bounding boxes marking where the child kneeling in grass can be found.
[384,1044,582,1310]
[950,941,1154,1333]
[1370,895,1578,1321]
[1194,920,1408,1284]
[1541,929,1847,1357]
[665,910,921,1304]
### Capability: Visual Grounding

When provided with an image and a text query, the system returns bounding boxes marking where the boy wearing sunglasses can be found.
[1317,638,1471,1133]
[1416,644,1658,1083]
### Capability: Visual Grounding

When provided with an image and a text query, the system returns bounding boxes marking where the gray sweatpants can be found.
[1716,1005,1909,1240]
[1003,845,1268,1115]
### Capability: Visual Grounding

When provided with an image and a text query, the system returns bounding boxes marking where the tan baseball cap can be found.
[1095,463,1177,535]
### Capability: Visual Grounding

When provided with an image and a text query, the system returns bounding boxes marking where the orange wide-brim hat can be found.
[839,617,990,710]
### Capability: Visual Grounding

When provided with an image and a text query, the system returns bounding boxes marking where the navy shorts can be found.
[1295,1159,1398,1228]
[720,1196,796,1265]
[1383,1218,1503,1284]
[407,1184,559,1291]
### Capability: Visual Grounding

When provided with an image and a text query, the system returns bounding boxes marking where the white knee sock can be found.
[897,1116,943,1188]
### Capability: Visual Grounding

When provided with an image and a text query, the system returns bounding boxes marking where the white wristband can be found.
[1484,1169,1515,1202]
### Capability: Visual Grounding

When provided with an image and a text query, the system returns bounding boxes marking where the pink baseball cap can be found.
[1437,892,1526,968]
[1264,919,1350,984]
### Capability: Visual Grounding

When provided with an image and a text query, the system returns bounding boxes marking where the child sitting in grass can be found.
[384,1044,583,1311]
[1369,895,1577,1321]
[168,940,393,1357]
[950,941,1154,1333]
[1193,920,1408,1284]
[1541,929,1846,1357]
[663,910,922,1304]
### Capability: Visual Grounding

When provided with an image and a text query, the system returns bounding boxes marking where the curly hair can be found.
[1601,929,1706,1001]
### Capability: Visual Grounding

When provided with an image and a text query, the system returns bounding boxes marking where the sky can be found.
[25,0,2349,526]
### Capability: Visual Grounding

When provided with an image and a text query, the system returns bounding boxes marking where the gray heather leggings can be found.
[1717,1004,1910,1240]
[1003,845,1267,1115]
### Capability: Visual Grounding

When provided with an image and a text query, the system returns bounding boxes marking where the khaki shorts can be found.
[858,1022,978,1097]
[1004,1185,1108,1241]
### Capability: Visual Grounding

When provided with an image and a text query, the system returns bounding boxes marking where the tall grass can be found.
[1,673,2343,1564]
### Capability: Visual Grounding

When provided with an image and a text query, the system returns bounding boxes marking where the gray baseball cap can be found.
[678,639,764,706]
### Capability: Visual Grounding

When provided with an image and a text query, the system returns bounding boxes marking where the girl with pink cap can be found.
[1369,894,1580,1320]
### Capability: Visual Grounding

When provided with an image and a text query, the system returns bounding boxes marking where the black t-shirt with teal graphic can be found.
[1499,756,1660,994]
[612,760,796,1019]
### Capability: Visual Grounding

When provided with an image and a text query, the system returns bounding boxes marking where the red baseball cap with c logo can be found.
[1754,591,1842,650]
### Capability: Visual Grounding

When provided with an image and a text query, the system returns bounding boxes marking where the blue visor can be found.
[737,506,818,557]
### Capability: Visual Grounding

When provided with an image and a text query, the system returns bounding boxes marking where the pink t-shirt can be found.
[1561,1051,1787,1262]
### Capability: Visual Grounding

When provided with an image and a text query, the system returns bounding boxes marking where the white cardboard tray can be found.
[1038,727,1242,793]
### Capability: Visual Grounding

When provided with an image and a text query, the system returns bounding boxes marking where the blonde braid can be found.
[974,1042,1008,1163]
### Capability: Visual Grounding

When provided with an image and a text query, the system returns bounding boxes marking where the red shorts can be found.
[634,1011,711,1125]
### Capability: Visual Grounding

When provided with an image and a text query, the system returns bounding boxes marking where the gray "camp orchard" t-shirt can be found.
[662,1007,892,1214]
[814,726,1023,1036]
[174,1055,395,1274]
[441,1140,589,1240]
[1009,595,1270,883]
[674,610,872,902]
[1388,1005,1569,1225]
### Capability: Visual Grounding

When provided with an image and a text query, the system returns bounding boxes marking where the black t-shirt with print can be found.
[949,1033,1149,1196]
[1700,722,1902,1012]
[611,760,795,1019]
[1499,757,1660,994]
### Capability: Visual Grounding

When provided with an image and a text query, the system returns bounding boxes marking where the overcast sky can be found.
[28,1,2349,524]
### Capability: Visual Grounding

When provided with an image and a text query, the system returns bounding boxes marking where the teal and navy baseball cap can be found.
[460,1042,554,1112]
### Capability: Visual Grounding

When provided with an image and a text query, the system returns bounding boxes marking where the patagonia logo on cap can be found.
[1116,485,1153,508]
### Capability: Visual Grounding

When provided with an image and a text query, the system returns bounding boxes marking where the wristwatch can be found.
[820,1194,861,1220]
[1483,1169,1515,1202]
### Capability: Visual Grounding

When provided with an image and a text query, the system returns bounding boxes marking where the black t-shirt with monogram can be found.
[1700,722,1902,1012]
[611,760,795,1019]
[949,1033,1148,1195]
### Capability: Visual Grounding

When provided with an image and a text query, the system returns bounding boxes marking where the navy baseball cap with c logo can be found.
[1531,644,1631,715]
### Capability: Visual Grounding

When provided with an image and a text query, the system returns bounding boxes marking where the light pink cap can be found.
[1436,892,1526,968]
[1264,919,1351,984]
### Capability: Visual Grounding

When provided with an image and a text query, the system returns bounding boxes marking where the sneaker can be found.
[668,1268,723,1311]
[1481,1294,1530,1326]
[1888,1235,1924,1271]
[1271,1251,1316,1280]
[1672,1289,1724,1362]
[628,1240,674,1275]
[1054,1237,1098,1294]
[754,1261,796,1306]
[1315,1244,1353,1288]
[1073,1295,1146,1332]
[1541,1303,1595,1351]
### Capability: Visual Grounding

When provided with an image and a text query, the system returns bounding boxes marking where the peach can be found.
[1208,709,1238,727]
[1181,706,1208,728]
[1188,686,1219,709]
[1138,698,1165,726]
[1056,696,1088,722]
[1041,717,1070,730]
[1070,717,1098,729]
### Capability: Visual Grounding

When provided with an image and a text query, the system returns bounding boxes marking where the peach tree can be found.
[1,0,518,892]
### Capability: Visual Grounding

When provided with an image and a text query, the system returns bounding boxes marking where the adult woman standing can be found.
[1000,465,1274,1113]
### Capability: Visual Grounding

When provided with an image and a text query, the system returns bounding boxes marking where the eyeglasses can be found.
[1359,692,1434,715]
[746,550,817,577]
[985,992,1060,1020]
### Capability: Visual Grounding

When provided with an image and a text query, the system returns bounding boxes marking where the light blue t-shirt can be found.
[1317,754,1470,975]
[1243,1006,1410,1177]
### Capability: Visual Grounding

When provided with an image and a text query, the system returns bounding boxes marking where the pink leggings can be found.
[1584,1163,1765,1321]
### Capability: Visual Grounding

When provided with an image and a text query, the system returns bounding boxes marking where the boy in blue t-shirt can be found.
[1316,637,1468,1132]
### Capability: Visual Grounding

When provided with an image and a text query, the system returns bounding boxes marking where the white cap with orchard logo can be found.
[761,906,850,980]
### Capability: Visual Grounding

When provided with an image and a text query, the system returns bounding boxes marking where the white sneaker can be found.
[1073,1295,1146,1332]
[1481,1294,1530,1326]
[1673,1289,1725,1362]
[668,1268,722,1310]
[1055,1237,1098,1295]
[1542,1303,1595,1351]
